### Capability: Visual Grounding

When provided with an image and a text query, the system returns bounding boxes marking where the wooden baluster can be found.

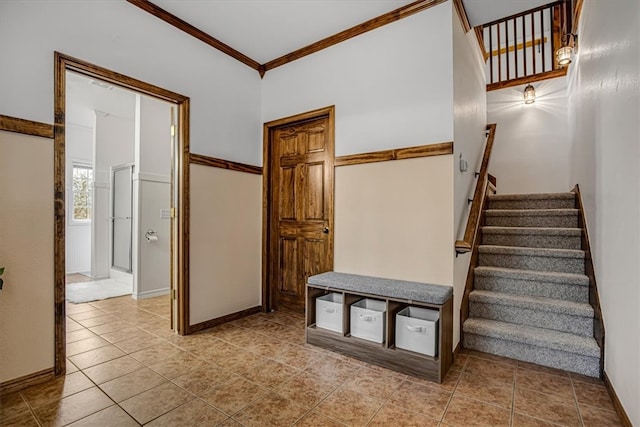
[531,13,536,74]
[541,10,546,72]
[505,19,510,79]
[514,17,518,78]
[489,25,494,83]
[522,15,527,75]
[497,23,502,82]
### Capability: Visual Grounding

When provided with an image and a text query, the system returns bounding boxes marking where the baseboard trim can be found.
[132,288,170,300]
[188,306,262,334]
[603,372,633,427]
[0,368,55,394]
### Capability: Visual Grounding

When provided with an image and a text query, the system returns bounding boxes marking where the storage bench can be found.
[306,272,454,383]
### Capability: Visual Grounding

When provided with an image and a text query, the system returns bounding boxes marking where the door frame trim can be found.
[262,106,335,312]
[54,52,191,376]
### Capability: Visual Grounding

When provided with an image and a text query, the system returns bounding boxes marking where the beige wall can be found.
[0,131,54,383]
[334,155,454,286]
[189,165,262,325]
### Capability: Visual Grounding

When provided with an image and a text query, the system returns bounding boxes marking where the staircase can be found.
[462,192,601,377]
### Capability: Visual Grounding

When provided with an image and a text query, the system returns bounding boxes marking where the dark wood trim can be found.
[334,142,453,167]
[482,0,564,28]
[263,0,447,72]
[474,27,489,62]
[54,53,191,377]
[0,368,55,395]
[488,173,497,188]
[453,0,471,33]
[188,306,262,334]
[487,67,568,92]
[603,372,633,427]
[0,115,54,139]
[262,106,336,313]
[572,0,584,34]
[190,153,262,175]
[455,124,497,254]
[572,184,605,377]
[126,0,261,72]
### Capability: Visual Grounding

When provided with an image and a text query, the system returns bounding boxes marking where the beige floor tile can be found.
[516,366,574,399]
[443,395,510,427]
[66,328,98,344]
[148,351,205,379]
[216,418,244,427]
[114,335,165,354]
[82,355,144,384]
[65,360,79,374]
[76,314,120,328]
[463,356,516,384]
[68,309,106,322]
[512,412,567,426]
[129,342,185,366]
[277,371,338,408]
[1,411,40,426]
[368,402,440,427]
[65,303,96,315]
[315,386,384,426]
[66,336,110,356]
[68,345,126,369]
[100,326,152,344]
[172,365,237,397]
[20,372,94,409]
[579,402,623,426]
[273,345,322,370]
[244,359,302,389]
[573,380,614,410]
[0,392,30,423]
[202,377,268,416]
[233,392,308,427]
[387,380,451,420]
[303,355,362,385]
[514,387,581,427]
[99,367,166,402]
[33,387,112,426]
[569,372,604,385]
[461,350,518,366]
[66,405,138,427]
[450,353,469,371]
[341,366,405,400]
[146,398,227,426]
[517,361,570,377]
[294,411,345,427]
[455,372,514,408]
[405,368,461,392]
[119,382,193,425]
[88,320,133,335]
[66,319,85,332]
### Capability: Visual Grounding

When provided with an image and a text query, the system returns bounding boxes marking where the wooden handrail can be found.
[455,124,497,254]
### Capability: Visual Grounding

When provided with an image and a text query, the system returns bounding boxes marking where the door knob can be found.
[322,227,330,234]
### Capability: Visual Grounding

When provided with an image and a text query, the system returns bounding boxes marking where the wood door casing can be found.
[265,107,335,312]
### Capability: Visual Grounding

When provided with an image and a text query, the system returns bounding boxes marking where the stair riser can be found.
[479,253,584,274]
[463,334,600,377]
[482,233,582,250]
[474,275,589,303]
[470,302,593,336]
[485,215,578,228]
[488,199,575,210]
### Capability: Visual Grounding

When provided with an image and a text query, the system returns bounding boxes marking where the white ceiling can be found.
[462,0,552,27]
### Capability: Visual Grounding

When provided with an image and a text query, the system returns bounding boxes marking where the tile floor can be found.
[0,295,624,426]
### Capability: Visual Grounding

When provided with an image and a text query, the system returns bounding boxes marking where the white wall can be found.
[132,95,172,299]
[567,1,640,424]
[189,166,262,325]
[0,131,54,383]
[335,156,454,285]
[93,114,135,279]
[487,77,571,194]
[65,123,93,274]
[261,2,454,157]
[452,9,488,349]
[0,0,262,165]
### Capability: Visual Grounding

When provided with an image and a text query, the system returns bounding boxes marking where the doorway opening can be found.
[54,52,190,376]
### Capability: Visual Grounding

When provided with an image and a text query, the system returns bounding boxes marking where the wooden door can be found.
[266,107,334,312]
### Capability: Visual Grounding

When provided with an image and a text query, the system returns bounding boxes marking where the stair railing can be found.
[455,123,497,255]
[482,1,573,89]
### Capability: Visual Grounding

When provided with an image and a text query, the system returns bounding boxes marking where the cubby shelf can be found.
[306,282,453,383]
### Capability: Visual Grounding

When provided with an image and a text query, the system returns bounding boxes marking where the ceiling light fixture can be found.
[523,84,536,104]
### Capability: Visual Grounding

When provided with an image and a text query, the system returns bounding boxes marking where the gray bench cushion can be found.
[308,272,452,305]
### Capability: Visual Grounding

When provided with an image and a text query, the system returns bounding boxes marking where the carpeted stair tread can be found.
[474,266,589,286]
[482,226,581,236]
[488,193,576,201]
[478,245,585,259]
[485,209,579,217]
[463,318,600,358]
[469,290,593,317]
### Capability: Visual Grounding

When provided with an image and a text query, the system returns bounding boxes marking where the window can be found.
[72,163,93,221]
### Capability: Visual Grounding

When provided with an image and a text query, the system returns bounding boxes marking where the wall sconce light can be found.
[556,33,577,66]
[523,84,536,104]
